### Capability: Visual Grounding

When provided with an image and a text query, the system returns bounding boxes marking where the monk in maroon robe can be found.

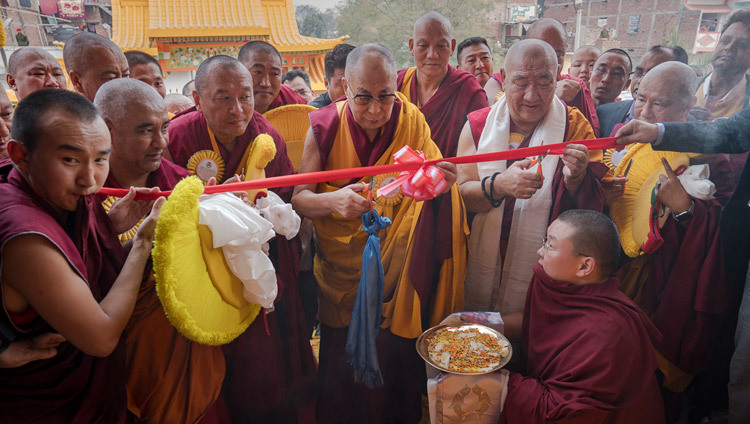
[94,79,231,424]
[459,40,608,315]
[238,40,307,114]
[168,55,316,424]
[610,62,740,421]
[0,90,162,422]
[500,210,664,423]
[397,12,487,158]
[293,44,466,424]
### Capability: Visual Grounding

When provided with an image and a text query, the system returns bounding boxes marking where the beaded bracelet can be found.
[481,172,504,208]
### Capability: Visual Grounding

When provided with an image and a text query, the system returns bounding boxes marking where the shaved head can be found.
[526,18,566,40]
[505,39,558,73]
[194,55,249,96]
[165,93,194,115]
[525,18,567,74]
[6,47,67,100]
[63,32,128,101]
[413,11,452,38]
[8,47,58,74]
[635,61,697,122]
[345,43,397,83]
[238,40,282,64]
[63,32,123,75]
[94,78,164,126]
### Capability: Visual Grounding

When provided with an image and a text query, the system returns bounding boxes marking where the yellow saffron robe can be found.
[312,93,468,339]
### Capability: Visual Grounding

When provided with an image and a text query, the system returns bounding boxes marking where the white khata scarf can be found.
[465,95,567,314]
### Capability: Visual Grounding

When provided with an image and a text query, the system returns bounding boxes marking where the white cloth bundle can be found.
[677,164,716,201]
[198,193,278,309]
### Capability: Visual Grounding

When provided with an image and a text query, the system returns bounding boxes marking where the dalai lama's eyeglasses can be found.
[541,236,587,257]
[351,93,398,106]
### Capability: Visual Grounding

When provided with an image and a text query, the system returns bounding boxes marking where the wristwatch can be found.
[671,200,695,222]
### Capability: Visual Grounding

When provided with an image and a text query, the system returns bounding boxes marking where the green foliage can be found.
[296,5,337,39]
[335,0,497,68]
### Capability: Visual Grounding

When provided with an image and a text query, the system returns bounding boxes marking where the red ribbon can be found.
[98,137,621,200]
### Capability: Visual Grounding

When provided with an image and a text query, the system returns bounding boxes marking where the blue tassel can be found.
[345,209,392,388]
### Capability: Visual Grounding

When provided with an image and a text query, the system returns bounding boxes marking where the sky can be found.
[293,0,342,11]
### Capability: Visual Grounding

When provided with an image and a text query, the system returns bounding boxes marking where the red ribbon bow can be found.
[377,146,448,201]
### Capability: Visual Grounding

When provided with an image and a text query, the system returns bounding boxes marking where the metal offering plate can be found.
[416,323,512,375]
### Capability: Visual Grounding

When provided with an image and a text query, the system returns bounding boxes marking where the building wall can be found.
[3,0,47,47]
[543,0,702,64]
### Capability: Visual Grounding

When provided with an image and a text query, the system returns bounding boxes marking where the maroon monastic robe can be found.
[397,65,488,158]
[0,164,128,423]
[167,109,316,423]
[489,72,600,137]
[268,84,307,111]
[499,265,665,424]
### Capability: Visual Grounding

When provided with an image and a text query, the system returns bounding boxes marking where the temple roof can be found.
[112,0,347,54]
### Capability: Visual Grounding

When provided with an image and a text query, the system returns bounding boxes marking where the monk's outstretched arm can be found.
[292,128,370,220]
[1,199,163,357]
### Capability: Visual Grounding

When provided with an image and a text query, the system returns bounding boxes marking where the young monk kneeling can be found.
[500,209,665,423]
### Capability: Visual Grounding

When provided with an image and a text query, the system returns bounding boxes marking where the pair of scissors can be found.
[528,148,551,181]
[361,178,376,211]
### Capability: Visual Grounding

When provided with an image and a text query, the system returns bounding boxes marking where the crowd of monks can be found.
[0,7,749,424]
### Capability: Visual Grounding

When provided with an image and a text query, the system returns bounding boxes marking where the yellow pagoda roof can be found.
[112,0,348,54]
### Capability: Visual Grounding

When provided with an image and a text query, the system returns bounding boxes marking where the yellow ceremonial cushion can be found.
[153,176,260,345]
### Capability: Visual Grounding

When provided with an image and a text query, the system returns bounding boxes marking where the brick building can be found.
[542,0,702,65]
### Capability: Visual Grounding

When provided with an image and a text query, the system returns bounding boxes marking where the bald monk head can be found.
[95,79,169,182]
[8,89,110,212]
[193,55,254,144]
[525,18,567,75]
[500,39,558,134]
[568,45,600,87]
[7,47,67,100]
[165,93,194,115]
[631,45,688,96]
[238,41,283,114]
[409,11,456,81]
[0,90,12,159]
[342,44,398,139]
[634,61,697,124]
[125,50,166,98]
[63,32,129,102]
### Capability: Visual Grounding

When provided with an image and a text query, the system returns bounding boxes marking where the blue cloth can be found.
[345,209,391,388]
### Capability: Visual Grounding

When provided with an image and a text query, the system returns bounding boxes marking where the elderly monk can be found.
[124,50,167,99]
[458,39,607,315]
[611,62,737,422]
[63,32,129,102]
[397,12,487,157]
[457,36,494,88]
[0,91,13,159]
[589,48,632,108]
[167,55,316,424]
[238,41,307,114]
[486,19,600,136]
[165,92,194,115]
[94,78,226,424]
[310,43,355,109]
[499,210,665,423]
[567,45,601,89]
[292,44,467,424]
[6,47,67,100]
[0,89,162,422]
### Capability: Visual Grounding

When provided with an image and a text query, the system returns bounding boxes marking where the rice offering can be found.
[427,327,510,373]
